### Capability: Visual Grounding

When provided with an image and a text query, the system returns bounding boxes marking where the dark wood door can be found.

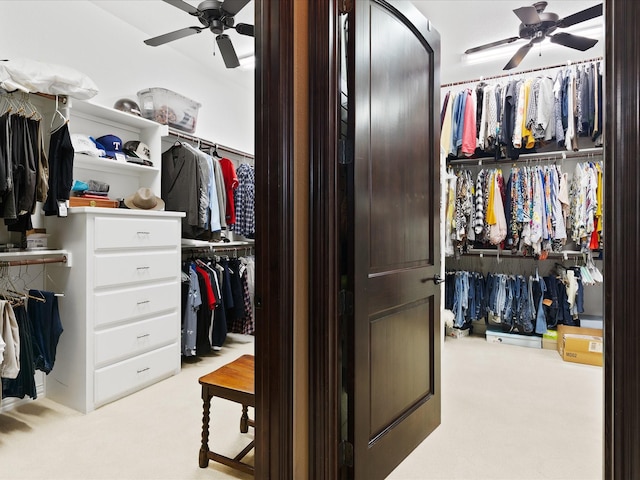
[345,1,441,478]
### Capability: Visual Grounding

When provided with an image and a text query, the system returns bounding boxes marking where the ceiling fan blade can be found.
[504,42,534,70]
[221,0,251,16]
[144,27,203,46]
[234,23,255,37]
[162,0,199,15]
[216,34,240,68]
[465,36,521,55]
[558,4,603,28]
[550,32,599,51]
[513,6,541,25]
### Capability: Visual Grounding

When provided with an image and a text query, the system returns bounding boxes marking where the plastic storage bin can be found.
[137,87,201,133]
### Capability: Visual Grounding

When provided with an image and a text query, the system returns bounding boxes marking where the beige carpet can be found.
[0,333,602,480]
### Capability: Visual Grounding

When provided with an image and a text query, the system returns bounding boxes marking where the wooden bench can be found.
[198,354,255,475]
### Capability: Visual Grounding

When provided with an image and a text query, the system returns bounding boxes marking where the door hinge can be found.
[338,290,354,316]
[339,441,354,467]
[338,138,353,165]
[339,0,353,14]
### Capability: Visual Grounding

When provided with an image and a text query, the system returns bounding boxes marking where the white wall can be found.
[0,1,254,155]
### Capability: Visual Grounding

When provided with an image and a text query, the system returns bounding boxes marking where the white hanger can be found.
[50,95,67,130]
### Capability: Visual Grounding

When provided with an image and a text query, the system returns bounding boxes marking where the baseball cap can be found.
[95,134,125,159]
[70,133,104,157]
[123,140,151,161]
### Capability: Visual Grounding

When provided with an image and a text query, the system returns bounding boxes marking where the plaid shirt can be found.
[232,163,255,238]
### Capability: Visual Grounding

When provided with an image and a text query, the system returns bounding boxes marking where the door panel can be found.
[348,1,441,478]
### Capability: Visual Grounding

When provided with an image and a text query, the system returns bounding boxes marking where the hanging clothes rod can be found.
[0,89,69,105]
[448,146,603,167]
[167,127,254,159]
[0,255,68,267]
[441,56,604,88]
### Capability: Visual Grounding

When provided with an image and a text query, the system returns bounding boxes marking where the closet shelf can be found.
[182,239,254,249]
[73,154,160,175]
[447,147,603,167]
[181,239,255,256]
[459,248,596,260]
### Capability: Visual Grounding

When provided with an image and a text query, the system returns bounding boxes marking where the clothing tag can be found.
[115,152,126,163]
[542,298,553,307]
[58,200,68,217]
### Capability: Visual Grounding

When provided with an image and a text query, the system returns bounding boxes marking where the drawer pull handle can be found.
[136,266,150,271]
[137,367,150,374]
[137,231,150,235]
[137,300,150,305]
[137,334,150,339]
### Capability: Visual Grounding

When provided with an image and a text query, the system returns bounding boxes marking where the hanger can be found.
[50,95,67,130]
[211,143,221,159]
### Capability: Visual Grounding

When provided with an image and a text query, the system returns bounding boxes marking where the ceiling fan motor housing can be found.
[519,12,559,41]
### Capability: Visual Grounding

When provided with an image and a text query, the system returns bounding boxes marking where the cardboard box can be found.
[26,228,49,249]
[486,330,541,349]
[557,325,603,367]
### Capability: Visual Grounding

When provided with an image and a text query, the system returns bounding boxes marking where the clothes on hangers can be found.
[232,163,255,239]
[445,160,602,257]
[445,268,587,334]
[2,304,36,400]
[0,299,19,379]
[218,157,238,227]
[27,290,63,374]
[180,253,255,357]
[441,61,604,160]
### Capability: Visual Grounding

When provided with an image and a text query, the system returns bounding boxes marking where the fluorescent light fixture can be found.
[462,21,604,66]
[238,54,255,70]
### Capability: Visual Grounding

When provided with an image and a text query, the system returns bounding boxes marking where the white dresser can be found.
[44,208,184,413]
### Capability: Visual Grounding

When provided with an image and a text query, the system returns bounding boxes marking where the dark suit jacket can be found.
[162,144,204,238]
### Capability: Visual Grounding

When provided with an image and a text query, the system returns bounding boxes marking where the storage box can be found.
[69,197,119,208]
[579,314,603,330]
[557,325,603,367]
[137,87,201,133]
[542,330,557,350]
[445,326,470,339]
[26,229,49,249]
[471,320,487,336]
[485,330,541,349]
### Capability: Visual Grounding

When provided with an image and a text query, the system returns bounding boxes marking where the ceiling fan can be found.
[464,2,603,70]
[143,0,254,68]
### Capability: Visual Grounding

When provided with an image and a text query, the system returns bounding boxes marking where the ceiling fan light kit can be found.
[464,2,603,70]
[143,0,254,69]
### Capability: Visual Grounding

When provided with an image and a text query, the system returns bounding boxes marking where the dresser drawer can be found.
[94,343,178,407]
[94,282,178,328]
[94,313,178,367]
[94,251,178,288]
[94,216,178,250]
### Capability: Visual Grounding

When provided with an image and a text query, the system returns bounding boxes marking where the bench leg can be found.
[240,404,249,433]
[199,389,211,468]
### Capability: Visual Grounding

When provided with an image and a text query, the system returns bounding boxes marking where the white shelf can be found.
[74,154,160,175]
[69,100,168,133]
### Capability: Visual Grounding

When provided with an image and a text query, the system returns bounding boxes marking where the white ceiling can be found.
[90,0,604,87]
[89,0,255,88]
[410,1,603,84]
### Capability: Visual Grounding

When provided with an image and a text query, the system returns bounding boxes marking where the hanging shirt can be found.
[219,157,239,226]
[43,123,74,217]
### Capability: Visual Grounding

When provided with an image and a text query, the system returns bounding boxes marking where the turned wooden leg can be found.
[199,389,211,468]
[240,404,249,433]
